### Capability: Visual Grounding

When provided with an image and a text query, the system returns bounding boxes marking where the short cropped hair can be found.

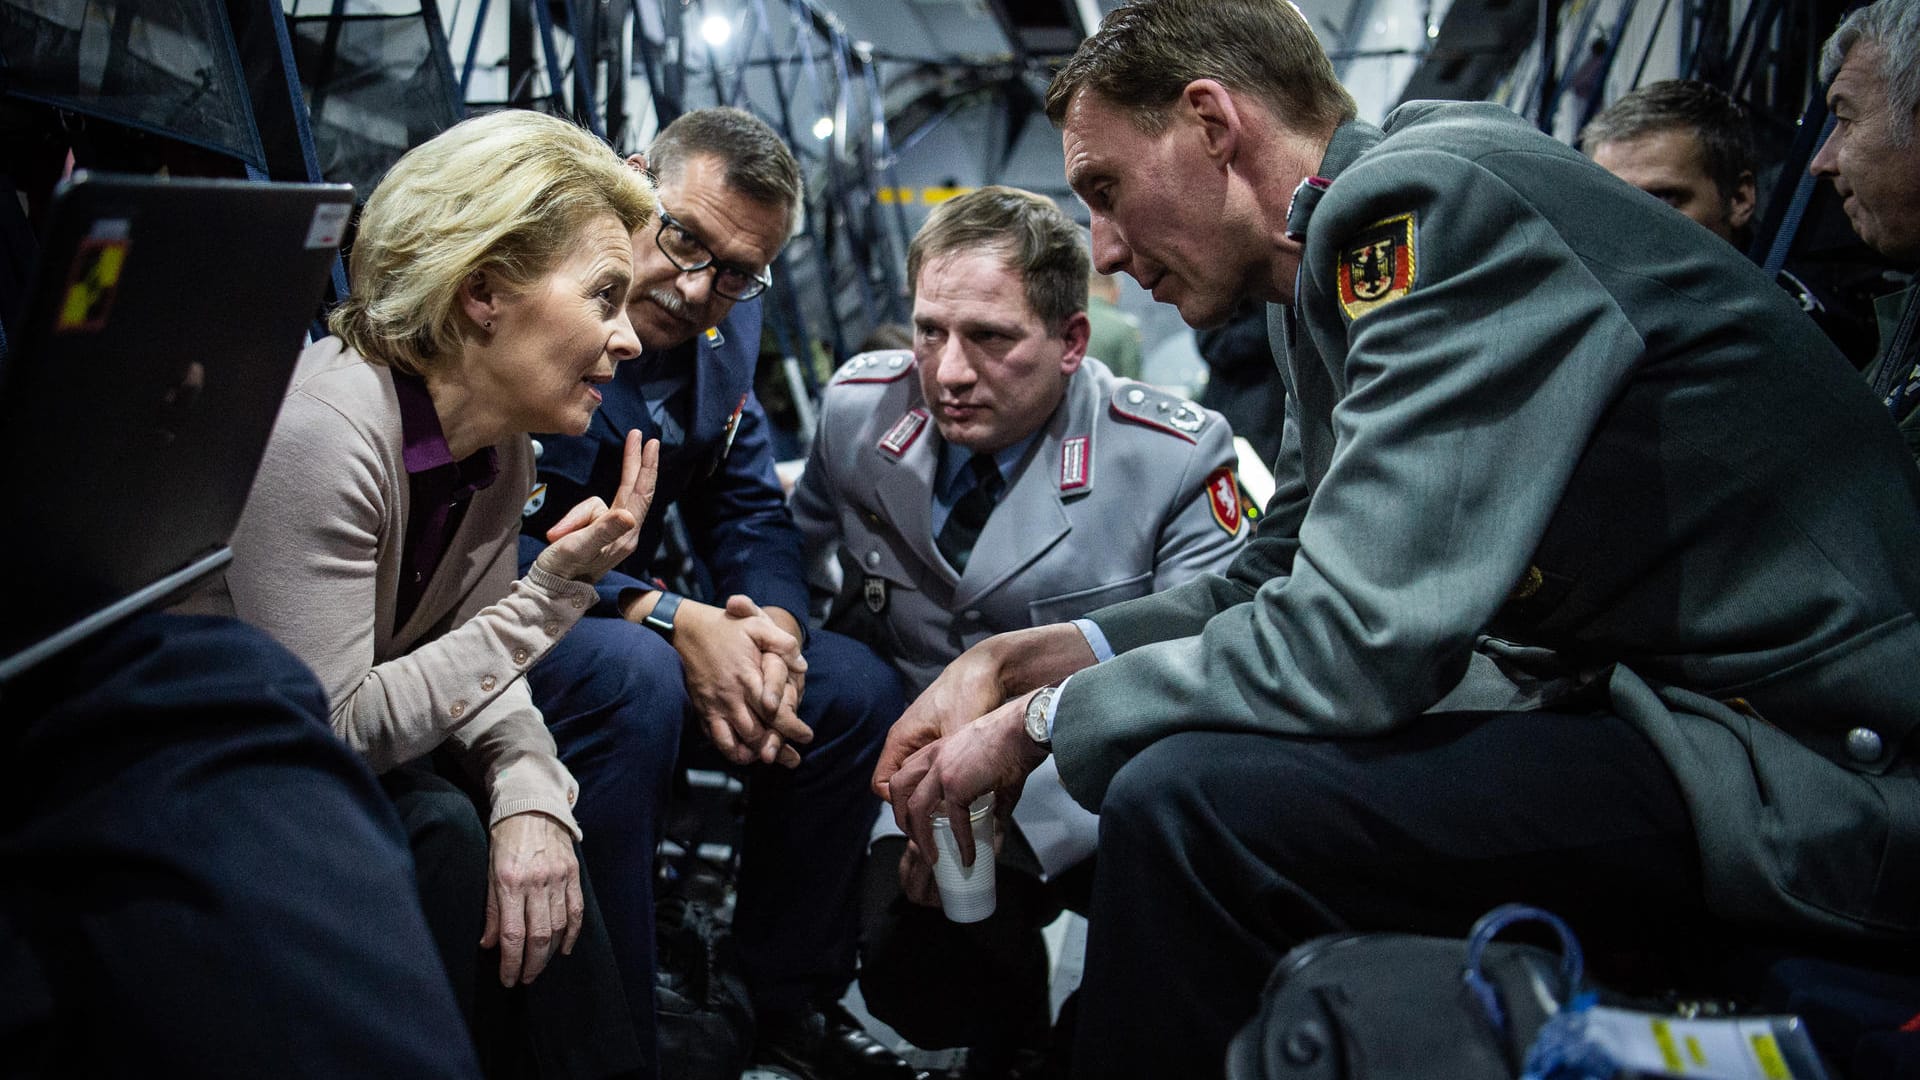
[1045,0,1357,136]
[1578,80,1756,198]
[647,107,803,233]
[1822,0,1920,145]
[907,186,1090,334]
[330,109,655,375]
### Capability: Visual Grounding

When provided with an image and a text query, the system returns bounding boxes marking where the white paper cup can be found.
[930,794,997,923]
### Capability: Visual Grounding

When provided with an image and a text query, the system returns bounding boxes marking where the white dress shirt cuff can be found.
[1071,617,1115,662]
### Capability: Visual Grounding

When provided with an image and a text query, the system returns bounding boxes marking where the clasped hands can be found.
[671,594,812,767]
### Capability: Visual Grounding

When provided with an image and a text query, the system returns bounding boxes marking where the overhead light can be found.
[700,13,732,47]
[1427,23,1439,38]
[812,116,834,140]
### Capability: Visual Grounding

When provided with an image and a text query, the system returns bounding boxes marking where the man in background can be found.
[1083,270,1143,379]
[1809,0,1920,464]
[1582,79,1756,243]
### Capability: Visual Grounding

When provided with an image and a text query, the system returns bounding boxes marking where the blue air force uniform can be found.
[521,300,901,1027]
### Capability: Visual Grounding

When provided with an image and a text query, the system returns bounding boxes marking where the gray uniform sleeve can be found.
[1149,405,1251,589]
[1053,147,1646,809]
[1089,353,1309,654]
[788,391,846,598]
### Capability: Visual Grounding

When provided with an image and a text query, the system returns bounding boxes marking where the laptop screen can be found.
[0,172,353,681]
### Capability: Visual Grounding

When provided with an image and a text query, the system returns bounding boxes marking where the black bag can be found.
[1226,906,1581,1080]
[653,891,755,1080]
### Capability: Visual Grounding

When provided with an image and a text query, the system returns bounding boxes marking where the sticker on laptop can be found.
[56,219,132,334]
[305,202,352,250]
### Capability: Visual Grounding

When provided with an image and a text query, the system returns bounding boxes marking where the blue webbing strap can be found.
[264,1,349,306]
[1764,111,1836,276]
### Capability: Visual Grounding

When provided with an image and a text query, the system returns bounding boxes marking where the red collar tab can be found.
[878,408,930,457]
[1059,434,1091,491]
[1286,176,1332,241]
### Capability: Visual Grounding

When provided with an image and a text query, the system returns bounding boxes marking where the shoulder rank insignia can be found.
[1203,466,1242,535]
[1110,382,1208,443]
[832,350,915,385]
[1059,434,1090,492]
[878,407,929,457]
[1336,212,1416,321]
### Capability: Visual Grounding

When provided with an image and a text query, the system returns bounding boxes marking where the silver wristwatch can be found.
[1023,685,1059,748]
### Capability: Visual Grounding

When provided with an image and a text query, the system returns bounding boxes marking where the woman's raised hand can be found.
[533,432,660,583]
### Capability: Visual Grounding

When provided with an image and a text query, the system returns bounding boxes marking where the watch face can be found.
[1025,689,1054,744]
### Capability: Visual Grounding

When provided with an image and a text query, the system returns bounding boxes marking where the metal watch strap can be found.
[642,590,683,639]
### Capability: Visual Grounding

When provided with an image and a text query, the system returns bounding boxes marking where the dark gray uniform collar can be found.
[1284,119,1387,241]
[1315,118,1385,185]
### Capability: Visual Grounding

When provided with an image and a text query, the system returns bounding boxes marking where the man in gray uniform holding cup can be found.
[792,184,1244,1074]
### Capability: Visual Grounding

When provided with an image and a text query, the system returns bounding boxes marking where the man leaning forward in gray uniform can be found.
[873,1,1920,1077]
[791,185,1244,1076]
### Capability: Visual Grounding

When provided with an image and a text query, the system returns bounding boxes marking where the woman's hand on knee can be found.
[481,811,585,987]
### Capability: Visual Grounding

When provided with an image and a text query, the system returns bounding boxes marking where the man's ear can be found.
[1059,310,1091,375]
[626,152,649,174]
[1729,170,1758,231]
[1183,78,1242,165]
[458,267,501,330]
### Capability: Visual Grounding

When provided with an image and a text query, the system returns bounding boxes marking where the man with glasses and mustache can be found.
[521,108,914,1080]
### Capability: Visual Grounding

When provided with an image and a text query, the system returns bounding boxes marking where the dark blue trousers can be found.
[0,613,478,1079]
[733,626,902,1019]
[525,614,683,1069]
[529,614,900,1024]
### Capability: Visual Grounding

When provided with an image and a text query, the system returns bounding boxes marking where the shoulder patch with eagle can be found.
[1335,212,1417,321]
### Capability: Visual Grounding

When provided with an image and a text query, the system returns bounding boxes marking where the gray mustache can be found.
[643,288,695,322]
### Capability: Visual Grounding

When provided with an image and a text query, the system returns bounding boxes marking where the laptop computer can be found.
[0,172,355,682]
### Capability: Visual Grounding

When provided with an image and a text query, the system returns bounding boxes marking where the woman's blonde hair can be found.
[329,109,656,374]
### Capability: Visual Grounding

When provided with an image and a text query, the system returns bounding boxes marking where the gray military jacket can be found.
[792,353,1245,698]
[1055,101,1920,940]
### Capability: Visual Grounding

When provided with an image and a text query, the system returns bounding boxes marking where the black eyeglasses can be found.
[654,209,773,301]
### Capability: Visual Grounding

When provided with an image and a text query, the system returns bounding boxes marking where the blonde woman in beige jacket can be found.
[190,110,660,1018]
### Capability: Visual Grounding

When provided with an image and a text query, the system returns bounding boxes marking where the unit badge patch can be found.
[1204,466,1241,535]
[1335,212,1416,321]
